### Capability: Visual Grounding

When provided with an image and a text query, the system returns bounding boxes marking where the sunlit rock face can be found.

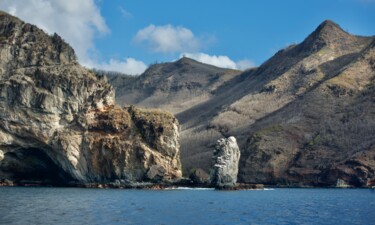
[0,11,181,185]
[211,136,240,188]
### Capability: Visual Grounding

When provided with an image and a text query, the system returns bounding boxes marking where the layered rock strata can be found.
[0,11,181,185]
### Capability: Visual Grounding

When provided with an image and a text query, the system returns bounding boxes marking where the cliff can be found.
[0,11,181,186]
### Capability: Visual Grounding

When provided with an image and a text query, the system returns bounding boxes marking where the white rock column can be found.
[210,136,241,188]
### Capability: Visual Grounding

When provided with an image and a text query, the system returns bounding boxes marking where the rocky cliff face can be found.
[0,11,181,185]
[210,137,240,188]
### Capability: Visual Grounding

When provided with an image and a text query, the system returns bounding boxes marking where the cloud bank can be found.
[180,53,255,70]
[236,59,256,70]
[95,58,147,75]
[134,24,201,53]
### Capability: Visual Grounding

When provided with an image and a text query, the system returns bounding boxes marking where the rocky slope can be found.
[0,11,181,186]
[112,20,375,187]
[238,35,375,187]
[109,57,241,114]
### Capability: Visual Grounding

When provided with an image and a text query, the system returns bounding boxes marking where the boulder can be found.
[147,165,167,181]
[210,136,241,188]
[189,168,210,185]
[336,179,352,188]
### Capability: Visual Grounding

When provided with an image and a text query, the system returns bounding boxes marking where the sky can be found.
[0,0,374,74]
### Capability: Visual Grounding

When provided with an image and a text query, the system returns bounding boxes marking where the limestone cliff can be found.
[0,11,181,185]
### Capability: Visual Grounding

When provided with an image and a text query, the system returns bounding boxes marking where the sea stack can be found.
[211,136,241,188]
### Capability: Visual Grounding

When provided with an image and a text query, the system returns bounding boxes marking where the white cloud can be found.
[94,58,147,75]
[134,24,201,53]
[119,6,132,19]
[180,53,255,70]
[0,0,108,65]
[181,53,236,69]
[236,59,255,70]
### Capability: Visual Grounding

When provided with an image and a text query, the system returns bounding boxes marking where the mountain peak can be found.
[0,10,77,65]
[174,57,214,69]
[315,20,345,35]
[300,20,355,52]
[176,57,199,65]
[0,10,20,22]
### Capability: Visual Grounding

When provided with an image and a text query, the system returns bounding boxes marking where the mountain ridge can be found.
[109,19,375,187]
[111,56,241,114]
[2,10,373,187]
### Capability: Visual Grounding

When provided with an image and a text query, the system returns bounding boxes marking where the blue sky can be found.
[1,0,374,74]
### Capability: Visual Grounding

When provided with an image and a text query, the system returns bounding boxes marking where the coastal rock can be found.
[211,136,240,188]
[0,11,182,185]
[336,179,351,188]
[147,165,167,181]
[189,168,210,185]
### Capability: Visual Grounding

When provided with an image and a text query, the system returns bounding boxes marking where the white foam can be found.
[165,187,274,191]
[165,187,215,190]
[264,188,275,190]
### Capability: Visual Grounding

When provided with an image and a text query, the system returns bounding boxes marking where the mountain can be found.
[110,57,241,114]
[110,20,375,187]
[0,11,182,186]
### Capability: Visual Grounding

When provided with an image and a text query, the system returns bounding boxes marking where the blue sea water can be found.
[0,187,374,225]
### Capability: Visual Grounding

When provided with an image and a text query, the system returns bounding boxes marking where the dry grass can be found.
[128,106,176,130]
[86,107,131,133]
[179,128,222,174]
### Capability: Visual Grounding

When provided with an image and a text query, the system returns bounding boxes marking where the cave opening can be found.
[0,147,75,186]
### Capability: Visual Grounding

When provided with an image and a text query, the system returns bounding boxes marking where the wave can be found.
[165,187,275,191]
[165,187,215,190]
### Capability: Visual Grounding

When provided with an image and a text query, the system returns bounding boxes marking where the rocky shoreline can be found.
[0,178,265,190]
[3,179,374,189]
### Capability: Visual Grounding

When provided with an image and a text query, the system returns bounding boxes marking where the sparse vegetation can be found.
[91,68,132,78]
[180,129,221,174]
[255,124,283,136]
[103,19,375,186]
[86,107,131,133]
[128,106,176,130]
[0,35,6,42]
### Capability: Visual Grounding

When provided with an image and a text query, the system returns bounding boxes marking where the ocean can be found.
[0,187,374,224]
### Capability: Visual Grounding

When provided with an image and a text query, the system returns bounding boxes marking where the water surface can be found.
[0,187,374,224]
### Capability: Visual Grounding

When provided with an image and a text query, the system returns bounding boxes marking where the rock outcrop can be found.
[189,168,210,185]
[0,11,181,185]
[210,136,240,188]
